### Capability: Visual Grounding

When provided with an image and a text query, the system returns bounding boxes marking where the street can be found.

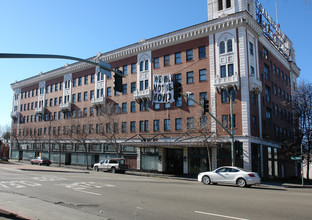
[0,162,311,220]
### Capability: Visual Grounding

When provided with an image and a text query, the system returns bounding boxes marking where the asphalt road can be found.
[0,163,311,220]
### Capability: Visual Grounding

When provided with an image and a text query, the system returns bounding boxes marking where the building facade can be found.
[10,0,300,179]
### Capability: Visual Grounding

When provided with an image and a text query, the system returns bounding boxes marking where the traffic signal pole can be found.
[180,93,235,166]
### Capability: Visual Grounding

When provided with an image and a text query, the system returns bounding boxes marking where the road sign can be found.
[291,156,301,160]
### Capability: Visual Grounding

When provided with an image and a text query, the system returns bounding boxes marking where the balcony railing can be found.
[10,111,20,119]
[134,88,152,102]
[35,106,44,115]
[60,102,71,112]
[91,96,106,107]
[214,73,240,93]
[249,74,262,94]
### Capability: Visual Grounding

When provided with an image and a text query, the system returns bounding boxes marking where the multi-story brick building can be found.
[10,0,300,179]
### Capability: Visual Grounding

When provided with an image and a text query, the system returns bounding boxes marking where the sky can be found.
[0,0,311,129]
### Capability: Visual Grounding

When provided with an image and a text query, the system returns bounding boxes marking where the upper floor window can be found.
[198,46,206,59]
[199,69,207,82]
[226,0,231,8]
[218,0,223,10]
[264,64,270,80]
[123,65,128,75]
[131,63,137,73]
[145,60,149,71]
[164,55,170,66]
[131,82,136,93]
[154,58,159,69]
[249,42,254,56]
[140,61,144,71]
[175,73,182,84]
[227,40,233,52]
[175,52,181,64]
[186,49,193,61]
[220,41,225,54]
[263,47,268,59]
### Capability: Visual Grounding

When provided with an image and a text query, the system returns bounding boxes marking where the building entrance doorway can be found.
[65,153,71,165]
[166,148,183,175]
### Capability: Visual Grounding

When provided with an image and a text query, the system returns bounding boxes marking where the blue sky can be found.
[0,0,311,129]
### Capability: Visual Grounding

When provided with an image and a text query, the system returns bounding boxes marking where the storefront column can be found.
[211,147,217,170]
[183,147,188,174]
[243,140,252,171]
[260,144,264,177]
[136,147,141,171]
[158,148,164,172]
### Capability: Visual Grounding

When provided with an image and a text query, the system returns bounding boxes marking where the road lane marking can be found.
[195,211,249,220]
[74,189,101,196]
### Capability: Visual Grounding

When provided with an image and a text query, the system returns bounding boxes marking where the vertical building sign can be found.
[153,74,174,103]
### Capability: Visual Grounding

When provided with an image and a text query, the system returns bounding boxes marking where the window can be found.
[83,108,87,117]
[78,77,82,86]
[144,120,149,132]
[218,0,223,10]
[250,66,255,75]
[265,109,272,126]
[91,74,95,83]
[175,96,182,108]
[264,64,270,80]
[131,82,136,93]
[84,75,88,85]
[122,122,127,133]
[123,65,128,75]
[122,102,127,113]
[122,84,127,94]
[186,49,193,61]
[199,69,207,82]
[84,92,88,101]
[107,87,111,97]
[220,41,225,54]
[164,119,171,131]
[198,46,206,59]
[114,104,120,113]
[90,90,94,100]
[175,118,182,130]
[175,73,182,83]
[187,117,194,130]
[221,90,228,103]
[164,103,170,109]
[226,0,231,8]
[90,107,94,116]
[131,101,136,112]
[200,115,208,129]
[73,78,77,87]
[175,52,181,64]
[154,103,160,110]
[154,120,160,131]
[220,65,226,78]
[77,93,81,102]
[139,121,144,132]
[263,47,268,59]
[228,64,234,76]
[187,93,194,106]
[130,121,136,132]
[106,123,111,133]
[140,81,144,91]
[222,115,228,128]
[50,85,54,93]
[55,83,58,91]
[252,116,257,130]
[227,40,233,52]
[265,86,271,103]
[131,63,136,73]
[154,58,159,69]
[145,60,148,71]
[50,99,53,106]
[187,71,193,84]
[164,55,170,66]
[140,61,144,71]
[145,80,149,90]
[249,42,254,56]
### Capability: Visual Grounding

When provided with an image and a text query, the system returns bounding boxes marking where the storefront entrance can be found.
[166,148,183,175]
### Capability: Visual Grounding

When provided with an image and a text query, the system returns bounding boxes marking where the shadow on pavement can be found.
[19,169,90,174]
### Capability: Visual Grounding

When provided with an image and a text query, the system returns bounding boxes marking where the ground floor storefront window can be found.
[188,148,210,174]
[141,147,159,171]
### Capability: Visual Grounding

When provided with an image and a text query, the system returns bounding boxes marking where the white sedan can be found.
[198,166,261,187]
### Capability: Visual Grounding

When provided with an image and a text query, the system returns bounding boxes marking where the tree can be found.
[292,80,312,180]
[97,101,122,158]
[69,111,92,170]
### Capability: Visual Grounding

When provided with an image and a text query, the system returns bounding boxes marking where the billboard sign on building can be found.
[153,74,174,103]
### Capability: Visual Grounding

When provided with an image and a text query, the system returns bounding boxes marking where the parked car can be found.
[93,158,128,173]
[30,157,51,166]
[197,166,261,187]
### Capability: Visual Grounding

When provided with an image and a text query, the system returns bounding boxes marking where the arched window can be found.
[220,41,225,54]
[227,39,233,52]
[145,60,148,71]
[140,61,144,71]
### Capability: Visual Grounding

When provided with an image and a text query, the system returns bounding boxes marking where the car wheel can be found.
[94,166,99,172]
[237,178,247,187]
[39,163,42,166]
[202,175,211,185]
[111,167,116,174]
[31,162,34,165]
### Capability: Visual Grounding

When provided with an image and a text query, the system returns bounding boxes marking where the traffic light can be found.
[173,82,182,101]
[113,70,123,93]
[203,98,209,114]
